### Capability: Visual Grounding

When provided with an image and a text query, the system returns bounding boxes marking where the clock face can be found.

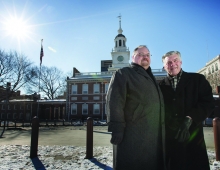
[117,56,124,62]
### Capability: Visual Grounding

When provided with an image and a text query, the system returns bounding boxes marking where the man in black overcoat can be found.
[159,51,215,170]
[106,45,166,170]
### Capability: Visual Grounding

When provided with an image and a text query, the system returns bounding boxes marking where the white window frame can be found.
[19,113,23,119]
[13,113,17,119]
[82,96,88,100]
[93,84,100,94]
[71,103,77,115]
[93,104,100,115]
[1,113,5,119]
[93,96,100,100]
[72,85,77,94]
[7,113,10,119]
[82,104,88,115]
[82,84,88,94]
[71,97,77,100]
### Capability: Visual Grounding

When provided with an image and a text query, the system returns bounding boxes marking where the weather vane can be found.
[117,14,122,29]
[117,14,121,21]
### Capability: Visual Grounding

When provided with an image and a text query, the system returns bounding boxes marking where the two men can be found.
[159,51,215,170]
[106,45,166,170]
[107,47,214,170]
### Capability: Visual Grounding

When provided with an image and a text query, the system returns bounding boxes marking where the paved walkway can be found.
[0,126,112,146]
[0,126,216,150]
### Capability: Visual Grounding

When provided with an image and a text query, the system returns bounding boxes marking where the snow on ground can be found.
[0,145,219,170]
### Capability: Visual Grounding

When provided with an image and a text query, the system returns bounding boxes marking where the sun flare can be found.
[3,16,30,40]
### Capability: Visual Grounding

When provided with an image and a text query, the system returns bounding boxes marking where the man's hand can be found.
[175,116,192,142]
[110,132,124,145]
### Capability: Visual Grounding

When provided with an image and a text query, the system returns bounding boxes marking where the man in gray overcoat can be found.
[106,45,166,170]
[159,51,215,170]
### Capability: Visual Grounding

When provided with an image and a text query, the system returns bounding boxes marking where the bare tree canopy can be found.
[0,50,36,101]
[26,66,66,99]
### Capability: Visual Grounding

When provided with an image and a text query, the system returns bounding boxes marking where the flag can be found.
[40,39,44,65]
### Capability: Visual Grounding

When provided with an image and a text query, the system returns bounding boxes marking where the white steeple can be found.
[108,15,130,71]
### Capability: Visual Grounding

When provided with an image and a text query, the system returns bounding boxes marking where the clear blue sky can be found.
[0,0,219,74]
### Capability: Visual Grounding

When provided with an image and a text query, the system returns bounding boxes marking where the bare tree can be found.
[26,66,66,99]
[0,50,36,101]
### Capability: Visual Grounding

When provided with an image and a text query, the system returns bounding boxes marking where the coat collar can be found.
[176,71,190,91]
[163,71,191,92]
[131,62,151,79]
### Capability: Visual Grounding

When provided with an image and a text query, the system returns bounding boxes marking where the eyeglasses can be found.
[137,53,151,58]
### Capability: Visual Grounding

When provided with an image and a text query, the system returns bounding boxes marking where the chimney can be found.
[73,67,80,77]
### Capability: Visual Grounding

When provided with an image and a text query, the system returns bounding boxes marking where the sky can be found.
[0,0,219,75]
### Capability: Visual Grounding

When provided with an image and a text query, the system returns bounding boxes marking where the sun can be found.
[4,16,30,40]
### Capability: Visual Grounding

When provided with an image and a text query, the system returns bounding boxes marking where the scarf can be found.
[167,69,183,91]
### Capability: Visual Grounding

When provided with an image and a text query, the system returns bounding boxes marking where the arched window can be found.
[119,40,121,46]
[208,68,211,74]
[212,65,214,73]
[215,63,218,71]
[123,40,125,47]
[115,41,117,47]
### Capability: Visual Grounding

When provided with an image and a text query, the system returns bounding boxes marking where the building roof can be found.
[67,69,167,81]
[115,34,125,39]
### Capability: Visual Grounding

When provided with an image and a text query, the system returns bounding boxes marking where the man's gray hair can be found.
[162,51,181,63]
[133,45,149,56]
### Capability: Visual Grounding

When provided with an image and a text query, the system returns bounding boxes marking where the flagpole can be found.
[37,39,43,117]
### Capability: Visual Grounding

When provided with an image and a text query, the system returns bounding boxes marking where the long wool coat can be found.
[159,71,215,170]
[106,63,166,170]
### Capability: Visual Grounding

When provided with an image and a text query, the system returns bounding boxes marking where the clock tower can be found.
[108,15,130,71]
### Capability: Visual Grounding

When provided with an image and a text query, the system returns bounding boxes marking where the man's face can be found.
[163,53,182,76]
[132,47,151,70]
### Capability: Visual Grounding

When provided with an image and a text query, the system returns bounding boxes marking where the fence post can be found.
[30,116,39,158]
[213,117,220,161]
[85,117,93,159]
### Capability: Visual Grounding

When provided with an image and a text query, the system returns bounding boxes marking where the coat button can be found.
[173,98,176,101]
[175,114,178,116]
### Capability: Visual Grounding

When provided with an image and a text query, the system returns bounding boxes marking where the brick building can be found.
[0,16,167,123]
[66,16,166,121]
